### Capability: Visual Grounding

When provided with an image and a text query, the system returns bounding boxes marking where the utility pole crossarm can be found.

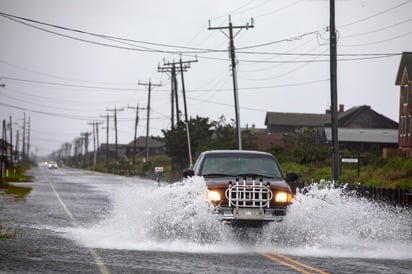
[208,16,254,151]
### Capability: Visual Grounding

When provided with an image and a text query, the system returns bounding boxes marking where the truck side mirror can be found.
[183,169,194,178]
[285,172,298,182]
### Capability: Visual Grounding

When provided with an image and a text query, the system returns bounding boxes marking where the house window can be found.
[403,85,409,105]
[400,115,405,136]
[408,115,412,136]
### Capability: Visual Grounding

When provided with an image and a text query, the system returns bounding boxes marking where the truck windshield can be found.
[201,155,282,178]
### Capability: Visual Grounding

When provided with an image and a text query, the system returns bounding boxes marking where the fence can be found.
[288,181,411,207]
[350,185,411,207]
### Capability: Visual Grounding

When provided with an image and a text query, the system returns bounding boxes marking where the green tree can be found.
[268,128,330,164]
[161,115,262,173]
[161,116,214,171]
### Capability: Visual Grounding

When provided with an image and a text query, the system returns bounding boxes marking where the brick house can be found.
[395,52,412,157]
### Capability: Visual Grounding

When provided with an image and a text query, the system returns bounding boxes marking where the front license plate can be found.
[233,208,264,220]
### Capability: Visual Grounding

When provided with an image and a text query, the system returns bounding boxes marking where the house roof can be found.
[324,128,398,144]
[127,136,164,148]
[331,105,398,129]
[265,112,330,127]
[395,52,412,85]
[98,143,126,152]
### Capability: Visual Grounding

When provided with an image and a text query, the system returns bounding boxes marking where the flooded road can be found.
[1,167,411,273]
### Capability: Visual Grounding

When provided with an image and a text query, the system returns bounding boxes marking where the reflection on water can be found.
[68,177,412,259]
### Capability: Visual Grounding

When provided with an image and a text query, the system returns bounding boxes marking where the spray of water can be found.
[68,178,412,258]
[260,183,412,259]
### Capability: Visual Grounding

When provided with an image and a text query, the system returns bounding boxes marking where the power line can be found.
[0,12,221,54]
[339,30,412,47]
[0,59,139,86]
[339,0,412,29]
[0,101,99,120]
[0,76,142,91]
[1,10,407,61]
[0,75,338,92]
[340,17,412,38]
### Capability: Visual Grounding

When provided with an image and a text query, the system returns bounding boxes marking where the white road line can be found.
[47,177,110,274]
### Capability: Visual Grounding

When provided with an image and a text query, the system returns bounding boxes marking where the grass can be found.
[0,166,33,200]
[281,157,412,189]
[0,226,16,240]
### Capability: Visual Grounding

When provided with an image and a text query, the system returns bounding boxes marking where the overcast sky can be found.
[0,0,411,157]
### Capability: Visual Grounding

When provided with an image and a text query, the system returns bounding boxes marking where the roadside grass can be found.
[1,166,34,184]
[0,166,33,200]
[0,225,16,240]
[80,155,412,188]
[281,157,412,189]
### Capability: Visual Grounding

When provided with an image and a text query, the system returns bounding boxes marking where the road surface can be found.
[1,166,411,273]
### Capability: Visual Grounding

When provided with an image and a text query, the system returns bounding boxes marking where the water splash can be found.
[260,183,412,259]
[68,178,412,258]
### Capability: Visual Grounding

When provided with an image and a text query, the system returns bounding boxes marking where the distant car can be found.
[48,161,58,169]
[183,150,298,224]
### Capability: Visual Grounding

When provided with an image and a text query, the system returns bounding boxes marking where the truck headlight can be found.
[275,192,293,203]
[207,190,222,201]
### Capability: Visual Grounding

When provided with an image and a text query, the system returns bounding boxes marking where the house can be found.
[325,105,398,153]
[395,52,412,157]
[265,112,330,133]
[325,105,398,129]
[261,105,398,154]
[258,111,333,149]
[97,143,127,161]
[125,136,165,159]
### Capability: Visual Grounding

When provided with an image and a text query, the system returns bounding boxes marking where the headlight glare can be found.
[207,190,221,201]
[275,192,292,203]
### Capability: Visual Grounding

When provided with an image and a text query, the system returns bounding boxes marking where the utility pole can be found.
[107,107,124,163]
[100,113,113,169]
[158,62,181,128]
[21,113,26,160]
[161,56,198,123]
[2,120,6,160]
[138,80,161,163]
[80,132,91,167]
[1,120,5,179]
[95,121,101,162]
[88,123,96,166]
[8,115,12,163]
[160,56,198,167]
[208,16,254,150]
[330,0,340,181]
[15,129,19,163]
[27,116,30,159]
[88,121,103,167]
[128,104,145,167]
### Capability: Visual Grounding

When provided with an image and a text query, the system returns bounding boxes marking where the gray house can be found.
[125,136,165,158]
[261,105,398,153]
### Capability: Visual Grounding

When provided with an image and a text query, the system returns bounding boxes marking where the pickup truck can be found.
[183,150,298,224]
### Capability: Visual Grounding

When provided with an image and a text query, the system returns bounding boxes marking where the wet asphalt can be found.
[0,166,411,274]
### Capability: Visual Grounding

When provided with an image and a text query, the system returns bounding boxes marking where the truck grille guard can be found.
[225,178,273,208]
